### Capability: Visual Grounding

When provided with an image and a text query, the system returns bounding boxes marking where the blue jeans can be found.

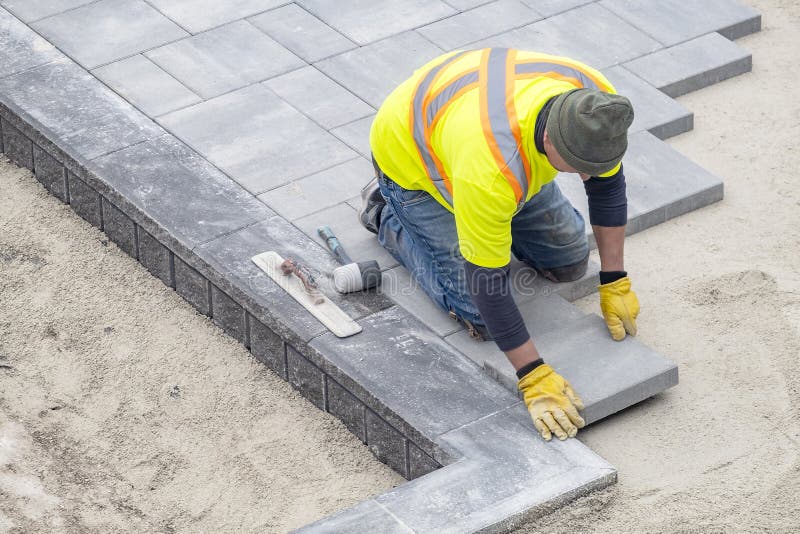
[377,172,589,328]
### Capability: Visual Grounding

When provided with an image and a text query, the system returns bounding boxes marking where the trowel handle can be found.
[317,226,352,265]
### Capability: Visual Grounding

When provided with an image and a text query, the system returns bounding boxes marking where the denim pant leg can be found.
[510,181,589,269]
[376,175,482,325]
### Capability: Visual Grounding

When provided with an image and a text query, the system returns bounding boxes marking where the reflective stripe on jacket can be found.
[370,48,616,268]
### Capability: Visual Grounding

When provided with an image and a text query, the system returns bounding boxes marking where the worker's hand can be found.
[518,364,585,441]
[599,276,639,341]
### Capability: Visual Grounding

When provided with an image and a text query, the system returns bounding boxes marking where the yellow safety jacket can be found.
[370,48,618,268]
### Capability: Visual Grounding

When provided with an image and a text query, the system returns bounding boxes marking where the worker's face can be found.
[542,132,590,181]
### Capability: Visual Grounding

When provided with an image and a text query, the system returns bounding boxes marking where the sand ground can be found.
[2,0,799,532]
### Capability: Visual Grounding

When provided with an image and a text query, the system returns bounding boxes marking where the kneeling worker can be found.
[360,48,640,441]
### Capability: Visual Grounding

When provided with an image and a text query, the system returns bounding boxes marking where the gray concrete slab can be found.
[316,31,443,108]
[145,20,303,99]
[418,0,543,50]
[33,144,68,203]
[0,0,95,22]
[292,201,400,272]
[248,4,356,63]
[92,55,202,117]
[31,0,187,69]
[601,0,761,46]
[297,0,456,45]
[521,0,594,17]
[330,115,375,159]
[442,0,493,11]
[475,2,662,68]
[0,7,63,78]
[89,135,274,252]
[624,32,752,98]
[158,84,357,194]
[146,0,287,34]
[258,156,371,220]
[263,66,374,130]
[602,65,693,140]
[0,58,163,160]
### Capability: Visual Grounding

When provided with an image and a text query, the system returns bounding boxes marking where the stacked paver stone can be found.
[0,1,759,530]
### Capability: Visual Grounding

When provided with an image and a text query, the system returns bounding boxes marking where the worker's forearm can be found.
[504,338,542,371]
[592,224,626,272]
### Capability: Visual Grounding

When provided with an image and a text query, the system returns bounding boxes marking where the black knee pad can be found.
[537,253,589,283]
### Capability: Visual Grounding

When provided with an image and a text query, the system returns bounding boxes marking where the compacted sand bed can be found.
[1,0,799,532]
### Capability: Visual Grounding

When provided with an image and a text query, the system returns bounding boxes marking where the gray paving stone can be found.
[92,55,201,117]
[309,306,518,443]
[67,173,102,228]
[146,20,304,100]
[297,0,456,45]
[602,65,693,140]
[601,0,761,46]
[211,285,247,344]
[0,0,95,22]
[90,136,273,254]
[258,157,371,220]
[249,317,287,379]
[330,115,374,159]
[137,228,173,287]
[287,345,326,410]
[382,266,463,337]
[295,499,412,533]
[327,378,367,443]
[193,216,394,345]
[366,409,408,478]
[31,0,187,69]
[1,118,33,170]
[316,32,443,108]
[248,4,356,63]
[101,199,137,257]
[442,0,493,10]
[33,144,68,202]
[263,66,374,130]
[475,3,662,69]
[0,7,63,77]
[146,0,287,34]
[0,58,164,160]
[408,442,439,479]
[159,84,356,194]
[418,0,543,50]
[174,255,211,316]
[623,32,752,98]
[520,0,593,17]
[293,201,399,271]
[509,256,601,303]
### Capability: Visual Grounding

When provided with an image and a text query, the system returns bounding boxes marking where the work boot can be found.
[358,176,385,234]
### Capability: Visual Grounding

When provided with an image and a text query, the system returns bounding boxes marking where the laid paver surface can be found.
[0,0,760,531]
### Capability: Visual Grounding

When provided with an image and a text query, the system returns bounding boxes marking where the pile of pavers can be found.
[0,0,759,531]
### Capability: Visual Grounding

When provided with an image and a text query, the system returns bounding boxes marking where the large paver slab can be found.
[0,0,94,22]
[418,0,543,50]
[258,156,371,219]
[299,403,616,533]
[146,0,287,34]
[475,2,662,69]
[31,0,187,69]
[298,0,456,45]
[292,201,400,272]
[92,55,201,117]
[316,31,443,108]
[624,32,752,98]
[248,4,356,63]
[331,114,375,159]
[146,20,304,99]
[158,84,356,194]
[447,299,678,424]
[89,135,274,252]
[0,58,163,161]
[601,0,761,46]
[0,7,63,77]
[263,66,374,130]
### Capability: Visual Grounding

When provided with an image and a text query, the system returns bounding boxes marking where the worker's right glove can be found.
[518,364,585,441]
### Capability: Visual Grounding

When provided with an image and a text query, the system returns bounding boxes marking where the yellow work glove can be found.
[599,276,639,341]
[518,364,585,441]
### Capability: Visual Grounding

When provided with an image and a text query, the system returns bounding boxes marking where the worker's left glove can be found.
[518,364,585,441]
[599,276,639,341]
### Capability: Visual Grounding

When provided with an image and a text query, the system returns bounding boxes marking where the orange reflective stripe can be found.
[515,71,585,87]
[514,57,608,91]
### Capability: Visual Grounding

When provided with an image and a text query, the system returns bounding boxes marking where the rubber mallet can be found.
[317,226,381,293]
